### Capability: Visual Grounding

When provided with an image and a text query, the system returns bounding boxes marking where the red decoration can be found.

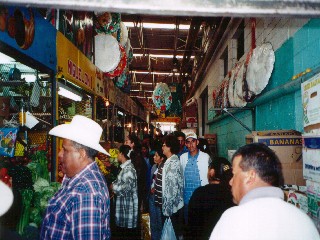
[0,168,11,187]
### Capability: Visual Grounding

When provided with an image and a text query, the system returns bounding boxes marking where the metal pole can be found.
[223,108,252,133]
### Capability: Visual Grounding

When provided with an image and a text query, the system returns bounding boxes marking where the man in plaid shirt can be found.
[40,115,111,239]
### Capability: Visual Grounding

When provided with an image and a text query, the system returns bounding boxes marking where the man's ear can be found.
[78,148,87,161]
[245,169,257,185]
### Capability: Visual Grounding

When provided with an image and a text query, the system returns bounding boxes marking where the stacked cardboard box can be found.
[246,130,304,185]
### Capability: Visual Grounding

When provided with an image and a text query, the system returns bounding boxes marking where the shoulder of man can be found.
[180,152,188,160]
[198,150,210,158]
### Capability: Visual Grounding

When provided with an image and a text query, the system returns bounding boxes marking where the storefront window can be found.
[57,79,93,122]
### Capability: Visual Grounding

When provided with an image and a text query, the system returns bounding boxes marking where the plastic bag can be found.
[160,218,177,240]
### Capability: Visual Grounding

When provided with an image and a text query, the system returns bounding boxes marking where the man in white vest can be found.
[180,131,211,224]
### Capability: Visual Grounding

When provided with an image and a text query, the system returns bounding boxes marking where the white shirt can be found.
[210,187,320,240]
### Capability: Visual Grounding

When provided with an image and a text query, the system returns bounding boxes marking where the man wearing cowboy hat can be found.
[40,115,111,240]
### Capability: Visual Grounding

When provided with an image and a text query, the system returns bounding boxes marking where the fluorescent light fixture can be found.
[123,22,190,30]
[131,81,154,85]
[0,52,15,64]
[132,71,181,76]
[58,82,82,101]
[22,74,36,83]
[133,53,194,59]
[131,96,152,99]
[131,90,153,92]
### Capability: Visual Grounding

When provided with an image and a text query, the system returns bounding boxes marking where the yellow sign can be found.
[155,117,181,123]
[95,68,105,98]
[56,32,95,93]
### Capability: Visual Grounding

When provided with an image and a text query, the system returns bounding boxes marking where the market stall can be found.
[0,6,58,237]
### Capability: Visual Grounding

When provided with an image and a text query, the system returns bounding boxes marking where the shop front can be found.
[55,31,97,180]
[0,6,57,236]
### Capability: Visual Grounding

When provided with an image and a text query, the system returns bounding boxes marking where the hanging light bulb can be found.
[105,99,110,107]
[144,126,147,132]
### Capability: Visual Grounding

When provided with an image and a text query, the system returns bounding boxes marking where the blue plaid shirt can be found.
[40,162,111,240]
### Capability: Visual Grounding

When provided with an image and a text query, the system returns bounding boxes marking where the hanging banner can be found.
[58,10,94,60]
[56,31,95,93]
[0,6,56,70]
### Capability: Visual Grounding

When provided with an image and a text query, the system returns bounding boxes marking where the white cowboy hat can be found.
[0,181,13,216]
[49,115,110,156]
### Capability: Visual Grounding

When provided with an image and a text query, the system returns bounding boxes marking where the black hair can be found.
[174,131,186,140]
[127,133,142,150]
[209,157,232,185]
[72,141,98,159]
[163,134,180,154]
[232,143,284,186]
[153,144,167,161]
[119,145,131,160]
[197,138,212,155]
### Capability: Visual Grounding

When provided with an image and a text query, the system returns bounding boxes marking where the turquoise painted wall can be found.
[208,18,320,159]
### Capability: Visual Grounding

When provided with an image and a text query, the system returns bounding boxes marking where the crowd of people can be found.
[1,115,319,240]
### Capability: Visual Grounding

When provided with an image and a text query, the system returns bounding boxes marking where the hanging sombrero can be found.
[119,22,128,47]
[125,39,133,64]
[94,12,121,34]
[115,71,127,88]
[228,68,236,107]
[95,34,121,72]
[246,43,275,95]
[152,83,172,111]
[105,45,127,78]
[233,61,247,107]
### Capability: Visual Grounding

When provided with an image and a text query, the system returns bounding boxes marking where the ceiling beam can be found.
[179,17,203,82]
[2,0,320,17]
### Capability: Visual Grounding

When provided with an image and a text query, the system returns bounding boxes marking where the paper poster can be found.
[0,128,18,157]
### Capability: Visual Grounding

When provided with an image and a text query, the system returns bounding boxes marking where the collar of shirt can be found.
[188,151,199,161]
[62,161,96,189]
[120,159,132,168]
[239,186,284,205]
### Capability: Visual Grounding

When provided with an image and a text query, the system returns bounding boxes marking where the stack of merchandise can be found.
[301,72,320,231]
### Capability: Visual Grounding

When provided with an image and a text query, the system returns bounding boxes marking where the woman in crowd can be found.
[125,134,148,214]
[111,145,138,240]
[149,144,167,240]
[187,157,235,240]
[161,135,184,239]
[142,142,153,212]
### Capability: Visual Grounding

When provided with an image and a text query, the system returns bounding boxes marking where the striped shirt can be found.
[154,162,165,207]
[112,160,138,228]
[40,162,111,240]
